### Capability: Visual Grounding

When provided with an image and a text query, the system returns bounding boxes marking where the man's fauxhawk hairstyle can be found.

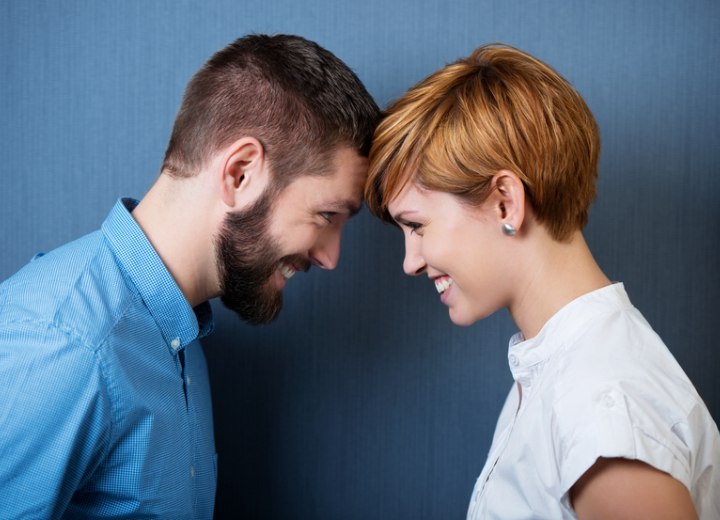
[162,34,380,189]
[365,43,600,241]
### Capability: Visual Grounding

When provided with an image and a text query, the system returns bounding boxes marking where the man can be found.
[0,34,379,518]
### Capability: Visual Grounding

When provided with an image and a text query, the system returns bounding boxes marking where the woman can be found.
[364,44,719,519]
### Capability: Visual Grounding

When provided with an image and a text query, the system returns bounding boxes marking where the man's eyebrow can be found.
[324,199,362,217]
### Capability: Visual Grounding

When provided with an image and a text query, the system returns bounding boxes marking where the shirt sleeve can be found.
[554,381,694,510]
[0,318,112,518]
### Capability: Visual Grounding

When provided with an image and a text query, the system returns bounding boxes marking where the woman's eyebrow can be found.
[391,210,418,223]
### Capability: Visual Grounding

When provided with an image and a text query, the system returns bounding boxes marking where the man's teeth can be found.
[279,262,296,280]
[434,277,453,294]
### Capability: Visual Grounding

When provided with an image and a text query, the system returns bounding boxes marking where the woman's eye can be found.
[406,222,423,235]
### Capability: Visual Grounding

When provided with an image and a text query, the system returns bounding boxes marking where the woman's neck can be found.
[509,229,611,340]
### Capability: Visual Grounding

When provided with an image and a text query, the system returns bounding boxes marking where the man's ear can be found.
[490,169,526,234]
[219,137,270,208]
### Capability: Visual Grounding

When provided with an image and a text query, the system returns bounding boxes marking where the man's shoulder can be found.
[0,230,136,348]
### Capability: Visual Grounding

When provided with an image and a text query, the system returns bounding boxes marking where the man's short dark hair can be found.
[162,34,380,187]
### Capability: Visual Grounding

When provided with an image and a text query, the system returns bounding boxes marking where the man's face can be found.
[216,147,368,324]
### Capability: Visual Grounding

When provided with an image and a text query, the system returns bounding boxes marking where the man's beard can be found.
[215,189,308,325]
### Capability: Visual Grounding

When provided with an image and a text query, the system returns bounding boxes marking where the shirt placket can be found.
[172,338,198,515]
[468,384,524,518]
[184,345,199,515]
[469,350,539,519]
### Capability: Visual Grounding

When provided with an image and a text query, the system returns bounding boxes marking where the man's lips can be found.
[277,256,311,281]
[279,261,297,280]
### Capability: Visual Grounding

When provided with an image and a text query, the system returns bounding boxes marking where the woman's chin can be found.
[448,308,479,327]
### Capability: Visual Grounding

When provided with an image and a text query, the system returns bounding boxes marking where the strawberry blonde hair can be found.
[364,43,599,241]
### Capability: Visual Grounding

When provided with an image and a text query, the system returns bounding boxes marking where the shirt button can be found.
[186,375,192,386]
[509,354,519,367]
[190,465,196,478]
[603,394,615,408]
[170,338,180,350]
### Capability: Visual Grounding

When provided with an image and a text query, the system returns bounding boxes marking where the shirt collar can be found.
[507,283,629,384]
[101,198,214,353]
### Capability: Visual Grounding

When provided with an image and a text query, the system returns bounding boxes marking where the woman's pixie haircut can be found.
[365,43,600,241]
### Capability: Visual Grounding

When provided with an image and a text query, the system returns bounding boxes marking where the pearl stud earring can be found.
[502,223,517,237]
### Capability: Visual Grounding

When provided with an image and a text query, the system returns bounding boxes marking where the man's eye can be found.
[319,212,336,223]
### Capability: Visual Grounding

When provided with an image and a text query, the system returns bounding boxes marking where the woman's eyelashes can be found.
[403,221,423,235]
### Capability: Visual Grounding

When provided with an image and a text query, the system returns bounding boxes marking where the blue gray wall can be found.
[2,1,718,518]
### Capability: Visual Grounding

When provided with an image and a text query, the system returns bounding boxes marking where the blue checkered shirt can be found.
[0,198,217,519]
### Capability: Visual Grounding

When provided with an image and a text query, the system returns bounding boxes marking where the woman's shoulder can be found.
[539,308,720,503]
[545,301,702,430]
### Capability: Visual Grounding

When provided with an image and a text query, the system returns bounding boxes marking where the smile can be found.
[278,260,297,280]
[434,276,453,294]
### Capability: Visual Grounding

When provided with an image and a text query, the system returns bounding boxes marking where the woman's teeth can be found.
[434,277,453,294]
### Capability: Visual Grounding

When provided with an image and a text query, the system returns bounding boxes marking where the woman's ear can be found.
[491,169,526,236]
[218,137,270,208]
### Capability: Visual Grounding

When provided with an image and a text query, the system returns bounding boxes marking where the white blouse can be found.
[467,283,720,519]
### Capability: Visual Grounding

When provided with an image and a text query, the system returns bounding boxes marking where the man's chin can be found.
[242,306,282,326]
[220,291,283,326]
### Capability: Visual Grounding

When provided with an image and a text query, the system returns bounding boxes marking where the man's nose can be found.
[309,230,341,270]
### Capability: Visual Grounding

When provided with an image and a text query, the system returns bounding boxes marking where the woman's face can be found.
[387,181,512,326]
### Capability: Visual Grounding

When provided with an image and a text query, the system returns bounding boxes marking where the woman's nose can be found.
[402,241,426,276]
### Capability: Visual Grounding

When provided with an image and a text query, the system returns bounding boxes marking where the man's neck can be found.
[131,172,222,308]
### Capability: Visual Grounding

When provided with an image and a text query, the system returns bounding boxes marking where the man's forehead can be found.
[313,153,366,202]
[275,171,362,211]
